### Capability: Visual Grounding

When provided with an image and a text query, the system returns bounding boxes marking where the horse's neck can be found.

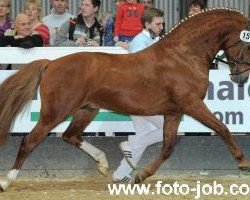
[164,13,244,66]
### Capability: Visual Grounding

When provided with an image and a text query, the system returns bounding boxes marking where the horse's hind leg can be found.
[135,114,181,183]
[0,116,64,191]
[185,99,249,170]
[62,106,109,176]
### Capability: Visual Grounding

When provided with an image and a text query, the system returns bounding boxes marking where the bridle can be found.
[215,57,250,76]
[215,39,250,76]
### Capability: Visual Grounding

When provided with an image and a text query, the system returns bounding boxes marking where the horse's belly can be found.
[90,88,170,116]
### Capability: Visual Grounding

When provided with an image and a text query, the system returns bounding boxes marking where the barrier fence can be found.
[0,47,249,135]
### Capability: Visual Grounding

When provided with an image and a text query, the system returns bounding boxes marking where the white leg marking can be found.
[80,141,103,160]
[7,169,20,181]
[0,169,20,191]
[80,141,109,176]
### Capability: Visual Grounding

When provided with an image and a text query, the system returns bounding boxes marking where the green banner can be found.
[31,112,132,122]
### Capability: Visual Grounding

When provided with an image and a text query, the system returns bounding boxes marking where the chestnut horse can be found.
[1,8,250,191]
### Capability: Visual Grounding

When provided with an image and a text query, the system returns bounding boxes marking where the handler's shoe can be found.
[119,141,137,169]
[112,175,133,183]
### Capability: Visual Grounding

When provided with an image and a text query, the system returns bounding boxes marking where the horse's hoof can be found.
[97,165,109,177]
[96,153,109,176]
[239,166,249,171]
[238,160,249,171]
[0,181,5,192]
[134,174,141,184]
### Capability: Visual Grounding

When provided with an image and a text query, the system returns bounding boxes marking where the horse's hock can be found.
[0,136,250,176]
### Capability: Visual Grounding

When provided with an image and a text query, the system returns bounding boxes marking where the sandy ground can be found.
[0,174,250,200]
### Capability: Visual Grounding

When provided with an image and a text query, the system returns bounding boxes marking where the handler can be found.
[112,7,165,183]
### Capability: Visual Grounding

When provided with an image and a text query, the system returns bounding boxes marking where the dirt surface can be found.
[0,174,250,200]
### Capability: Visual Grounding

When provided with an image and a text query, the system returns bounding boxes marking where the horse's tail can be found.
[0,59,49,145]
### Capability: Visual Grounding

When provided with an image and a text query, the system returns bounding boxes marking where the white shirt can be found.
[129,29,160,53]
[42,9,73,46]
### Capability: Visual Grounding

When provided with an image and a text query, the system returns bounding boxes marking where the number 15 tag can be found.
[240,30,250,42]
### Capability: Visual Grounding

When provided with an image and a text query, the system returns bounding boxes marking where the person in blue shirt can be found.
[128,8,164,52]
[112,7,164,183]
[100,11,115,46]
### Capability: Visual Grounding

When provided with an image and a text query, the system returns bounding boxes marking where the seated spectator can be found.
[99,0,126,46]
[0,13,43,69]
[24,0,50,46]
[0,13,43,48]
[0,0,13,70]
[0,0,13,36]
[55,0,103,47]
[42,0,72,46]
[99,11,115,46]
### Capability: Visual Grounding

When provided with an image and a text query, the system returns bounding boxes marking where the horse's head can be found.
[223,20,250,87]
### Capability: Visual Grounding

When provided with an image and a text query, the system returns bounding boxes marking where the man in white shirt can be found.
[42,0,73,46]
[113,7,165,183]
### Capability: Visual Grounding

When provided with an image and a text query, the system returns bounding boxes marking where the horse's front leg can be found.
[134,114,182,183]
[185,99,249,170]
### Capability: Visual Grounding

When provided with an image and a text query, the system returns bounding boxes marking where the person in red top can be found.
[24,0,50,46]
[114,0,144,43]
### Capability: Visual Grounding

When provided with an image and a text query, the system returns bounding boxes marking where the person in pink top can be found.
[0,0,13,36]
[114,0,144,43]
[24,0,50,46]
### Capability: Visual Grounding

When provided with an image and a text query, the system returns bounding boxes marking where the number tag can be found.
[240,30,250,42]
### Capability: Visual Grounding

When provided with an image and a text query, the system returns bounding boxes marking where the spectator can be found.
[24,0,50,46]
[112,7,164,183]
[0,13,43,48]
[99,11,115,46]
[114,0,144,43]
[140,0,153,9]
[42,0,72,46]
[188,0,205,16]
[99,0,126,46]
[0,0,13,36]
[0,13,43,69]
[55,0,103,47]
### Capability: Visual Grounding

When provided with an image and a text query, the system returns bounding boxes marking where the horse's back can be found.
[38,51,172,115]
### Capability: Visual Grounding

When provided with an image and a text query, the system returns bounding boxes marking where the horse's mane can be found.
[164,8,245,38]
